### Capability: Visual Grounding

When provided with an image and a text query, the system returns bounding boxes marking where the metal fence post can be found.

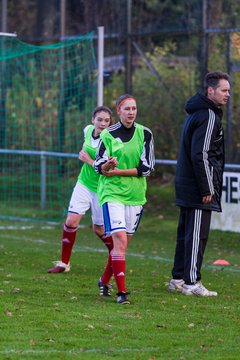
[40,152,46,209]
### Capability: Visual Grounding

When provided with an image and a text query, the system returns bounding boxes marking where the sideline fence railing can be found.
[1,149,240,210]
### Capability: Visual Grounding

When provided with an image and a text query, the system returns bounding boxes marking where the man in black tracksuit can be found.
[169,71,230,296]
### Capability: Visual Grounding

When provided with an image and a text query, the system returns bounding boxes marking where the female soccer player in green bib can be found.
[48,106,114,284]
[94,94,155,304]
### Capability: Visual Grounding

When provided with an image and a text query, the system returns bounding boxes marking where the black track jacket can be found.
[175,92,224,212]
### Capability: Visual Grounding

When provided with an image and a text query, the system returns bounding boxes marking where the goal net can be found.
[0,33,97,220]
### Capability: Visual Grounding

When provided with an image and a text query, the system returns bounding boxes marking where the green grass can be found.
[0,183,240,359]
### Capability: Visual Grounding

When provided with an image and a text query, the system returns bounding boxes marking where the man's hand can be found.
[202,195,213,204]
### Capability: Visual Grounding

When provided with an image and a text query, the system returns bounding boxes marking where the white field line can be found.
[0,347,160,355]
[0,233,240,273]
[0,224,86,230]
[0,226,57,230]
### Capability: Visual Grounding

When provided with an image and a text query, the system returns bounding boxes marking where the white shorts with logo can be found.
[68,182,103,226]
[102,202,143,235]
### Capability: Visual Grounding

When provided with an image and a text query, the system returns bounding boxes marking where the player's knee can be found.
[93,226,104,238]
[112,234,127,254]
[65,215,80,228]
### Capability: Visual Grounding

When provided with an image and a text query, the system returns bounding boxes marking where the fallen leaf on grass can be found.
[5,311,13,316]
[45,338,55,342]
[82,314,90,318]
[85,324,94,330]
[30,339,37,345]
[12,288,20,293]
[135,313,142,319]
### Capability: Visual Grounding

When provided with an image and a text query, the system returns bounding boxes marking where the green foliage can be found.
[131,0,202,32]
[105,42,197,160]
[207,34,228,74]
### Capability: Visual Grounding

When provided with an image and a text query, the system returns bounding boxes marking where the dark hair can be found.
[93,105,114,125]
[204,71,230,95]
[93,105,112,118]
[116,93,136,110]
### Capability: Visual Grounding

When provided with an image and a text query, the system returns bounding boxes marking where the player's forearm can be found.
[121,168,138,176]
[109,168,138,177]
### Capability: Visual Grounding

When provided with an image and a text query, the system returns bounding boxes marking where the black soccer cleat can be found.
[117,291,130,304]
[98,278,112,296]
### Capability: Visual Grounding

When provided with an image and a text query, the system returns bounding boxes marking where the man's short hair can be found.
[204,71,230,95]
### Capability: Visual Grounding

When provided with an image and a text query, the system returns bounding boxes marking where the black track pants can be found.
[171,207,212,285]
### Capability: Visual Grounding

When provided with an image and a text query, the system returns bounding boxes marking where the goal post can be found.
[97,26,104,106]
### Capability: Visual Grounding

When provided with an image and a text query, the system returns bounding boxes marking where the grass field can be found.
[0,183,240,360]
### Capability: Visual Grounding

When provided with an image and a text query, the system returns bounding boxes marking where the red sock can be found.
[101,254,113,285]
[112,254,126,293]
[100,235,113,253]
[61,224,78,264]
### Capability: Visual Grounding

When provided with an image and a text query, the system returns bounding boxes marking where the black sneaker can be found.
[117,292,130,304]
[98,278,112,296]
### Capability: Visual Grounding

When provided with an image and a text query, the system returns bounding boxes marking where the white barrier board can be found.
[211,172,240,232]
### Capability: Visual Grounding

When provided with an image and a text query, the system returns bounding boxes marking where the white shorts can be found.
[68,182,103,226]
[102,202,143,235]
